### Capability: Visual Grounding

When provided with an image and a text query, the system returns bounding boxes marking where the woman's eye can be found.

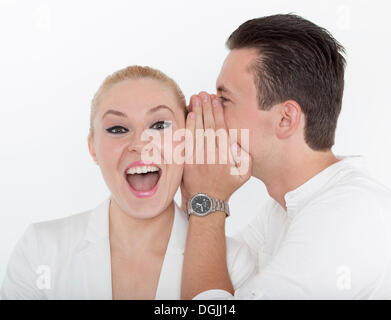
[150,121,172,130]
[106,126,128,134]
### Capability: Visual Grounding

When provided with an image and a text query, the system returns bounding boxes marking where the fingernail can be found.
[193,97,201,107]
[201,94,209,102]
[189,112,195,119]
[212,99,219,107]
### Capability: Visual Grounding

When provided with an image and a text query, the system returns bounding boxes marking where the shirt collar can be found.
[84,196,111,243]
[283,155,367,218]
[84,196,188,253]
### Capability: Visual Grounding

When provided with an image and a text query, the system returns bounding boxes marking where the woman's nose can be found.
[127,142,143,153]
[127,129,153,154]
[127,128,162,160]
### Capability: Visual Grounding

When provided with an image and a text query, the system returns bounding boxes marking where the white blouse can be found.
[1,197,256,300]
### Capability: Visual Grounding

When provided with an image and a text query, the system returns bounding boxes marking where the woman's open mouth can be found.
[124,162,162,198]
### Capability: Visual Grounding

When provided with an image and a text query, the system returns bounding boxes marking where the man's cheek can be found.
[222,111,236,130]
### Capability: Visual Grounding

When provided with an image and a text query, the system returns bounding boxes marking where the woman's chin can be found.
[121,187,172,220]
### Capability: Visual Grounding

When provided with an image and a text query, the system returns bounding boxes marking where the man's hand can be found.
[180,91,252,209]
[180,91,252,299]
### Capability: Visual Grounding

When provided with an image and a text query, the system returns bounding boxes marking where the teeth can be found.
[126,165,160,175]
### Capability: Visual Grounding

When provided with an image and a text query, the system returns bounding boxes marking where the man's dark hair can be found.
[226,14,346,151]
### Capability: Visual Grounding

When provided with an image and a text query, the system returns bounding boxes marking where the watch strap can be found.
[211,197,230,217]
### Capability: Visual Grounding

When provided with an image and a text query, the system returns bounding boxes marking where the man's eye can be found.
[106,126,128,134]
[219,96,229,104]
[150,121,172,130]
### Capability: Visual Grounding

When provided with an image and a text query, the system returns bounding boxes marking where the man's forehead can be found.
[224,48,258,71]
[216,48,258,95]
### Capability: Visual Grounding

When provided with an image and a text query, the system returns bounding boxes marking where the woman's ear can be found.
[87,134,99,165]
[275,100,302,140]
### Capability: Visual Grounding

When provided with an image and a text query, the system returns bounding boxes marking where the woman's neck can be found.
[108,200,175,256]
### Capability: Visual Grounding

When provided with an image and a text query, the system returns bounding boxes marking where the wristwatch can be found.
[187,193,230,217]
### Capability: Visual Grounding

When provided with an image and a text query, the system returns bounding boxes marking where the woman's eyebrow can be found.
[147,105,174,115]
[102,105,174,120]
[102,109,127,119]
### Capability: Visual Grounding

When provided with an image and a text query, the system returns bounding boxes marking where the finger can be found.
[228,142,241,176]
[185,111,196,164]
[199,91,215,130]
[229,142,252,179]
[191,95,205,164]
[187,94,198,113]
[208,96,228,165]
[191,95,203,130]
[211,96,226,130]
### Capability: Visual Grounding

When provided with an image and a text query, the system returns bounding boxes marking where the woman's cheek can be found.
[170,137,186,166]
[157,130,176,165]
[97,140,115,168]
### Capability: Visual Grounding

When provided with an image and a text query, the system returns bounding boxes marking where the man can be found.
[180,14,391,299]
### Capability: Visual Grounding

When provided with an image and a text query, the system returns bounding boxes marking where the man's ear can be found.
[87,134,98,164]
[275,100,302,140]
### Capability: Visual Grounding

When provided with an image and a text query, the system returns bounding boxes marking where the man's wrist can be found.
[187,193,230,217]
[181,198,188,212]
[188,210,227,222]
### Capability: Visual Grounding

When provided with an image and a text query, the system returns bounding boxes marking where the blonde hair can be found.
[89,65,187,138]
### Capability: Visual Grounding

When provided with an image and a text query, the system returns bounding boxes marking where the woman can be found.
[1,66,256,299]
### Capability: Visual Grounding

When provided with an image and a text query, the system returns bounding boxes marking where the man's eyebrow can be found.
[217,85,232,95]
[102,109,127,119]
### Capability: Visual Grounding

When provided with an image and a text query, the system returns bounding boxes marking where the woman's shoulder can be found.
[1,207,98,300]
[34,209,92,240]
[23,207,96,255]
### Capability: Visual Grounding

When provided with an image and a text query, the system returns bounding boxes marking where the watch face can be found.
[191,195,212,215]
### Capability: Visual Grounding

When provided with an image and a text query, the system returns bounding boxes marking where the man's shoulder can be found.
[324,168,391,204]
[306,167,391,217]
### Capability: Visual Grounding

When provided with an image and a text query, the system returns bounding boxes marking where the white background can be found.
[1,0,391,284]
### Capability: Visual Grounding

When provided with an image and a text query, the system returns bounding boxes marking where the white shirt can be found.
[195,155,391,299]
[1,198,256,300]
